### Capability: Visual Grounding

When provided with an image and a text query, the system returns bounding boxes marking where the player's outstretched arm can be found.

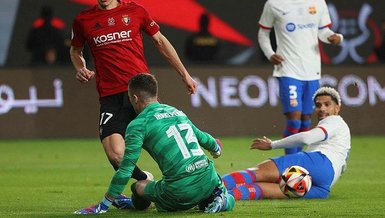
[250,136,273,150]
[251,127,326,150]
[189,123,221,158]
[151,31,197,94]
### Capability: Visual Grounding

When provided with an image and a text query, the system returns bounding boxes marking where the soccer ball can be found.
[279,165,312,198]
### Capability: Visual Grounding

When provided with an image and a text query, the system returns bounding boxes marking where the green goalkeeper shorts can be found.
[144,169,222,211]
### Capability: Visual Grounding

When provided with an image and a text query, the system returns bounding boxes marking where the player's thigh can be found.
[98,92,137,141]
[135,180,152,196]
[257,182,287,199]
[101,133,125,157]
[144,178,216,211]
[271,152,313,175]
[302,80,320,115]
[143,180,187,212]
[249,160,280,182]
[277,77,305,113]
[272,152,334,193]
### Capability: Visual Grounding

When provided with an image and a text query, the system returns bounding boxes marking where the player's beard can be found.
[317,113,328,121]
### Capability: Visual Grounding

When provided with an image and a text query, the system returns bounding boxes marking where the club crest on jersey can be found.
[122,15,130,25]
[290,99,298,107]
[308,6,317,14]
[108,17,115,26]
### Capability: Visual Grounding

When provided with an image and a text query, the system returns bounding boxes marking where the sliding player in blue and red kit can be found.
[70,0,197,209]
[222,87,351,201]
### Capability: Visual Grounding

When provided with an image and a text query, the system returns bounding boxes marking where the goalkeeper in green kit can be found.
[74,73,235,214]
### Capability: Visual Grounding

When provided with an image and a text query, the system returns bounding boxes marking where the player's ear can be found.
[334,104,341,114]
[132,94,139,104]
[128,92,139,104]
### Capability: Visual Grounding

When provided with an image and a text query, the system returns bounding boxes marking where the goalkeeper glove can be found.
[210,138,222,159]
[73,196,112,214]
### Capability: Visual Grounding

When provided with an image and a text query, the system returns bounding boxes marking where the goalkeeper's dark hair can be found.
[128,73,158,101]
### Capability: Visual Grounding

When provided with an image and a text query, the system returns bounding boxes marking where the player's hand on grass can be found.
[73,196,112,214]
[210,139,222,159]
[250,136,272,150]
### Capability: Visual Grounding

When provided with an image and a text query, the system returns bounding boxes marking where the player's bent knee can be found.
[131,195,151,210]
[133,180,149,196]
[107,157,121,170]
[131,182,139,196]
[130,182,151,210]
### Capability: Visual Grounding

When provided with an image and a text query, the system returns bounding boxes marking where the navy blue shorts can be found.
[271,151,334,198]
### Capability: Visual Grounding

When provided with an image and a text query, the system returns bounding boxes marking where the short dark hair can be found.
[128,73,158,100]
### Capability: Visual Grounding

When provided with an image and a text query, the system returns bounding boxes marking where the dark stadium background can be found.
[0,0,384,138]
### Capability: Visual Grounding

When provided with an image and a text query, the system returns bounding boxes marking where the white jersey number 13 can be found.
[166,123,204,159]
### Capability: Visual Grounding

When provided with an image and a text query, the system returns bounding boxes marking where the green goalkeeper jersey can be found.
[107,102,219,197]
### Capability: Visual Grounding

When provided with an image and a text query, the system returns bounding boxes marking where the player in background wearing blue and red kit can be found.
[258,0,343,154]
[70,0,197,209]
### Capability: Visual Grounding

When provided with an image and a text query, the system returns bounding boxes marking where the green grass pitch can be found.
[1,136,384,217]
